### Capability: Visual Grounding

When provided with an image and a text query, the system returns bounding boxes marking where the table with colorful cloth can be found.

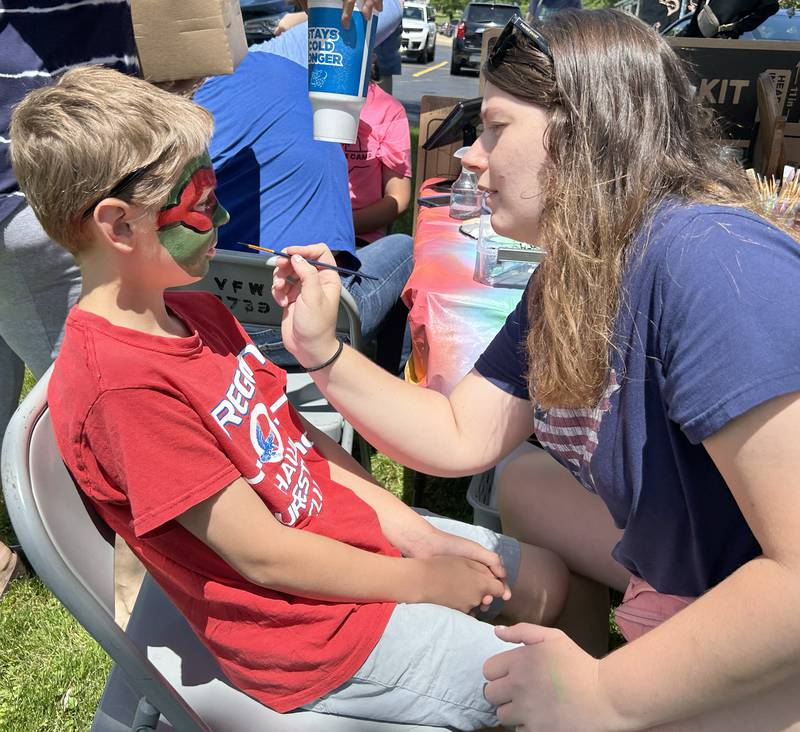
[402,178,526,395]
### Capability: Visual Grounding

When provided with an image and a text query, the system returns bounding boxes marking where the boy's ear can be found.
[92,199,139,254]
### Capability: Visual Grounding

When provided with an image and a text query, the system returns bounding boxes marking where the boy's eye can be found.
[196,191,218,213]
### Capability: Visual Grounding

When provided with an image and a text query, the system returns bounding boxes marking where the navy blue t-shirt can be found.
[476,202,800,597]
[1,0,139,221]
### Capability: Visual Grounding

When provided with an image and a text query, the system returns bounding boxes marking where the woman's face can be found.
[462,81,549,245]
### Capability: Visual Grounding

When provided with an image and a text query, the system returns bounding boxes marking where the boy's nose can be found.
[214,202,230,228]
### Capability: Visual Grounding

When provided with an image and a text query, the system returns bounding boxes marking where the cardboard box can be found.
[666,37,800,164]
[132,0,248,82]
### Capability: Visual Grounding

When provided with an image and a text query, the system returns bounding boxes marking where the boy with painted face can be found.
[10,67,559,729]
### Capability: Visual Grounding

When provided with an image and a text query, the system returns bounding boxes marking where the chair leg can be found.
[341,422,371,473]
[356,434,372,474]
[340,421,354,454]
[132,697,160,731]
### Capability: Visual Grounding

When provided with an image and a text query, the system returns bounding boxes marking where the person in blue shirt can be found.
[196,0,412,373]
[270,10,800,730]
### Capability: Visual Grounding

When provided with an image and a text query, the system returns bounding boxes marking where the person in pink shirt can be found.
[343,77,412,246]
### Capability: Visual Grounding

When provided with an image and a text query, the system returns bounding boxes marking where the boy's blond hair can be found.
[10,66,214,254]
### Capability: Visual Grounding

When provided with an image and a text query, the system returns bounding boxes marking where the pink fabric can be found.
[343,82,412,243]
[614,576,695,642]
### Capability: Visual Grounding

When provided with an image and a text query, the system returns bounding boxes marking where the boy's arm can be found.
[299,417,509,587]
[176,476,505,612]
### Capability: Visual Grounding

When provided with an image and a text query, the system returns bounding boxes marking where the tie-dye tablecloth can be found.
[402,179,525,395]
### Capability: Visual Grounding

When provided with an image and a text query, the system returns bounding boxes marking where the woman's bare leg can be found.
[499,541,570,627]
[498,447,630,656]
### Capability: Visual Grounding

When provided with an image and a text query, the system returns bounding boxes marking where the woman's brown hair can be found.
[484,9,772,409]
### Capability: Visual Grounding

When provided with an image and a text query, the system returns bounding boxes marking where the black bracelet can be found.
[303,339,345,373]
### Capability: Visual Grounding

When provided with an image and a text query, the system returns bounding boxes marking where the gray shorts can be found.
[300,514,522,730]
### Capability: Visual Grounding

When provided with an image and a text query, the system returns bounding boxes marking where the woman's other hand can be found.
[484,624,622,731]
[271,244,341,368]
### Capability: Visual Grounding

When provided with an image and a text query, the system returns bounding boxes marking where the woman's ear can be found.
[91,199,137,254]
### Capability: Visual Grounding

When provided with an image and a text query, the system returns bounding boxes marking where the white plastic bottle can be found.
[307,0,379,143]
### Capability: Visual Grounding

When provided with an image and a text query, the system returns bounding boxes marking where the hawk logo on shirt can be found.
[249,404,284,466]
[533,369,619,492]
[256,424,279,464]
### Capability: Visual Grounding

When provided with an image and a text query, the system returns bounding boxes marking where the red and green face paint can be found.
[156,152,229,274]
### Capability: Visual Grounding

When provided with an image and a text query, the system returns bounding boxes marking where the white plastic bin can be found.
[465,441,541,533]
[466,469,501,532]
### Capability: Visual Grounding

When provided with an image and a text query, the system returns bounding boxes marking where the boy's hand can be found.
[271,244,341,369]
[401,526,509,590]
[422,556,508,614]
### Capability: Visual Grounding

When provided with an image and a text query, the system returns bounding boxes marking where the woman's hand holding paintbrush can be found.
[270,243,345,369]
[243,243,379,281]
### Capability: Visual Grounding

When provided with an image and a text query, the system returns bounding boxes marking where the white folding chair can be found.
[0,368,447,731]
[174,249,370,470]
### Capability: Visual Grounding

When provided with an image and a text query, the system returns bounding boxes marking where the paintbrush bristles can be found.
[247,243,279,255]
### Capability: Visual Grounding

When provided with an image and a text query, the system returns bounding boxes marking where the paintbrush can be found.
[241,243,380,281]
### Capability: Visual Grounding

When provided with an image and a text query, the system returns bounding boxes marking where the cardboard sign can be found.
[479,26,503,94]
[132,0,248,82]
[667,37,800,161]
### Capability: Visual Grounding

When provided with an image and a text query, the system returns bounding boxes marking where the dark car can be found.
[240,0,289,45]
[450,2,521,75]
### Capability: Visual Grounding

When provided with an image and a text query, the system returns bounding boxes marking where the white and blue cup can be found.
[308,0,379,144]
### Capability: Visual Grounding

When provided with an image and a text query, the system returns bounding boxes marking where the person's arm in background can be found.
[274,11,308,36]
[254,0,402,65]
[352,92,413,235]
[353,171,411,234]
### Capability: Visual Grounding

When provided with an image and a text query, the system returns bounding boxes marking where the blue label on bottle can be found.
[308,7,378,98]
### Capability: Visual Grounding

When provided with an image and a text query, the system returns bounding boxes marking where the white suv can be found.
[401,2,437,63]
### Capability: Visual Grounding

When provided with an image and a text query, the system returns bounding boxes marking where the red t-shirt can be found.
[49,292,398,712]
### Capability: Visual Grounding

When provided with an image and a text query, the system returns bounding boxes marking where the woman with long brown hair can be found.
[273,8,800,729]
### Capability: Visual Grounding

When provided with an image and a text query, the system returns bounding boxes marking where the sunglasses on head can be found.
[81,161,157,219]
[486,15,552,71]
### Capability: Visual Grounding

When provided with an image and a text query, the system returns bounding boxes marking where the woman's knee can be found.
[496,447,629,590]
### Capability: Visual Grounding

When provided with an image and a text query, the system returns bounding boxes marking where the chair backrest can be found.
[0,368,210,732]
[175,249,362,350]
